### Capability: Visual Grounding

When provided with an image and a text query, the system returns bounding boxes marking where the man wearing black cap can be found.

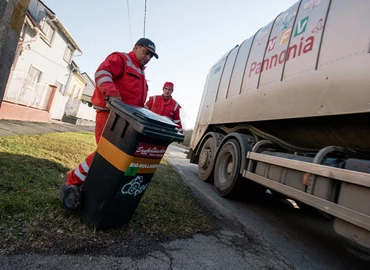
[59,38,158,209]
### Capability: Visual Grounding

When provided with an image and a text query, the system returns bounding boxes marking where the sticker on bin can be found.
[121,176,148,196]
[134,143,167,158]
[124,162,159,176]
[124,166,138,176]
[97,137,162,175]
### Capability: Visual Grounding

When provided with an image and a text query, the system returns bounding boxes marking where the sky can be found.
[41,0,298,130]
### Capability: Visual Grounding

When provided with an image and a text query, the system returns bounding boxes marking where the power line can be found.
[143,0,147,37]
[126,0,133,47]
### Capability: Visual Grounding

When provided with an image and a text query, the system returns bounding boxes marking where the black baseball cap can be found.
[135,38,158,59]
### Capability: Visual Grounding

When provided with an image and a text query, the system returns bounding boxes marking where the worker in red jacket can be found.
[59,38,158,210]
[145,82,183,134]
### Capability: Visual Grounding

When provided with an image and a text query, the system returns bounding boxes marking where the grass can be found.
[0,132,211,255]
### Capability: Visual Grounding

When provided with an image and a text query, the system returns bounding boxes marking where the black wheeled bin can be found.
[81,99,184,230]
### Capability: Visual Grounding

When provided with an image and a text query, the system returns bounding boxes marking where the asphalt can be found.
[0,119,295,269]
[1,119,369,269]
[0,119,95,137]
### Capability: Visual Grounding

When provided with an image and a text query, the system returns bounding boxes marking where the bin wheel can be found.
[198,137,216,182]
[63,185,82,211]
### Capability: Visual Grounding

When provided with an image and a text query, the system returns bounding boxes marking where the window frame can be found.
[76,87,82,99]
[63,45,74,63]
[28,65,42,83]
[55,81,64,94]
[27,65,42,90]
[40,19,55,45]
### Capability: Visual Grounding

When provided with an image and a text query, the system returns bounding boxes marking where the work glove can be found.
[104,96,122,107]
[105,95,121,102]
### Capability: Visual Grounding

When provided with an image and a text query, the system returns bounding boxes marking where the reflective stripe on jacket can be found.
[91,51,148,109]
[145,95,183,133]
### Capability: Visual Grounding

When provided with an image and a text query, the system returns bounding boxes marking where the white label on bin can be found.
[121,176,148,196]
[129,163,158,169]
[134,143,167,158]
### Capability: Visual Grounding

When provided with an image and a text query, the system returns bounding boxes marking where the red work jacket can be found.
[145,95,183,133]
[91,51,148,110]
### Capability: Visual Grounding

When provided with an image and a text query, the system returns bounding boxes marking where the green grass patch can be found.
[0,132,211,254]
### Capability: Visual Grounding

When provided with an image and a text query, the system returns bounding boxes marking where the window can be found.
[28,66,42,84]
[25,66,42,90]
[55,81,64,94]
[41,20,55,43]
[70,84,76,98]
[76,88,82,99]
[63,46,73,63]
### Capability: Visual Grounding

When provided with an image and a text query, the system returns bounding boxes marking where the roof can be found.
[29,0,82,53]
[81,72,96,87]
[52,16,82,53]
[25,13,46,38]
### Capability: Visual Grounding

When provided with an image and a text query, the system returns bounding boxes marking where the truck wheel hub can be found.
[199,149,210,168]
[227,162,233,174]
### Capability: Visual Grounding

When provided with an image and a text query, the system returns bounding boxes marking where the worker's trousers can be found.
[66,110,109,186]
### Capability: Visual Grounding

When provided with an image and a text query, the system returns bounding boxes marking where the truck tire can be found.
[214,139,245,198]
[214,139,265,199]
[198,137,216,182]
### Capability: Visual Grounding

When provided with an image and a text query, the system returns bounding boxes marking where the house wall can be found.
[0,101,50,121]
[65,73,85,99]
[0,84,58,122]
[1,0,96,125]
[81,72,95,103]
[81,73,95,96]
[50,91,69,120]
[13,22,71,89]
[76,103,95,122]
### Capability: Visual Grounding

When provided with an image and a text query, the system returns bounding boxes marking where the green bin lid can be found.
[107,100,184,142]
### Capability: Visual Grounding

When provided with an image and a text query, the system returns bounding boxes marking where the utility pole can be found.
[0,0,30,107]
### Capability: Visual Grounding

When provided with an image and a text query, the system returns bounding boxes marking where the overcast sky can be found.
[41,0,298,129]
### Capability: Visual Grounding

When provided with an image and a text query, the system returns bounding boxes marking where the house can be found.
[81,72,95,106]
[63,63,95,126]
[0,0,95,125]
[65,61,86,99]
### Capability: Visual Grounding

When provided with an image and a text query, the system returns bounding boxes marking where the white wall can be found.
[50,91,69,120]
[15,24,71,89]
[76,103,96,121]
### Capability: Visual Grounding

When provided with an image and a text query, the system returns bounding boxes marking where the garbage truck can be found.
[188,0,370,249]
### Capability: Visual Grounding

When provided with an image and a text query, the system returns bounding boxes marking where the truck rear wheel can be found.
[214,139,245,198]
[214,139,265,199]
[198,137,216,182]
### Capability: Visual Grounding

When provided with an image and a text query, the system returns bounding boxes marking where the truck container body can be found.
[188,0,370,250]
